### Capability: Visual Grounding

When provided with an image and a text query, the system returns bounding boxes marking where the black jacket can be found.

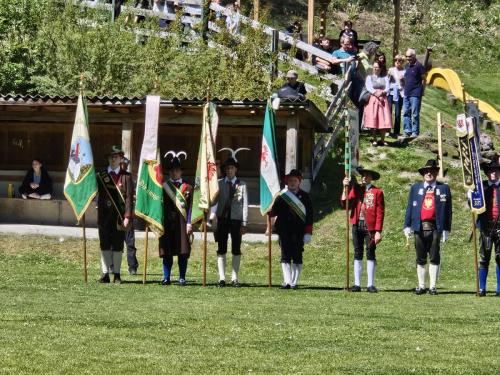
[19,168,53,196]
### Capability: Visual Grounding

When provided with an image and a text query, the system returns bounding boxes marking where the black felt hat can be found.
[164,151,187,170]
[481,159,500,174]
[285,169,303,179]
[356,166,380,181]
[418,159,440,175]
[107,145,124,157]
[223,157,239,169]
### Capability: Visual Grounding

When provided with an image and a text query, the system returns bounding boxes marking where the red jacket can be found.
[340,184,385,232]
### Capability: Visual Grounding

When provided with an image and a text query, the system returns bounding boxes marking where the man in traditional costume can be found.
[404,159,452,295]
[120,157,139,275]
[96,146,134,284]
[270,169,313,289]
[341,167,385,292]
[477,159,500,297]
[212,148,249,287]
[159,151,193,286]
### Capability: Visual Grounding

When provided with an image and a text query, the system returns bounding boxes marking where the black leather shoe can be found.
[479,289,486,297]
[414,287,426,295]
[351,285,361,292]
[280,284,291,289]
[231,280,241,288]
[496,292,500,297]
[367,286,378,293]
[429,287,438,295]
[217,280,226,288]
[98,273,110,283]
[161,279,171,285]
[128,268,137,276]
[178,279,186,286]
[113,274,122,284]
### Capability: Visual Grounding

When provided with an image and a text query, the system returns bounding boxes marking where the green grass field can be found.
[1,87,500,374]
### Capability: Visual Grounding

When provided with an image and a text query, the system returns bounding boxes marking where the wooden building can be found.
[0,95,328,229]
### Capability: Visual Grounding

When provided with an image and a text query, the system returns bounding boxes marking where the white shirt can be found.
[107,166,121,175]
[225,177,237,185]
[423,181,437,191]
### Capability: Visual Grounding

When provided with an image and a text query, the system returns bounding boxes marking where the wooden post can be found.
[202,212,208,287]
[122,120,133,164]
[270,29,279,83]
[437,112,444,179]
[267,215,272,287]
[142,226,149,285]
[253,0,260,21]
[318,1,330,38]
[307,0,315,45]
[392,0,401,61]
[82,214,88,283]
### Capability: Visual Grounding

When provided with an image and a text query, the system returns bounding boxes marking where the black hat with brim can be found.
[107,145,124,157]
[168,157,182,170]
[223,157,239,169]
[418,159,440,175]
[285,169,303,179]
[481,160,500,173]
[356,166,380,181]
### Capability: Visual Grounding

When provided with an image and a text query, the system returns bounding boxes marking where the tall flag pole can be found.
[135,95,164,285]
[260,98,281,287]
[191,99,219,287]
[344,109,351,291]
[63,75,98,283]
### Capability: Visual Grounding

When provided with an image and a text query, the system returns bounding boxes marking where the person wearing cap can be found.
[277,70,307,99]
[404,159,452,295]
[159,151,193,286]
[476,159,500,297]
[341,167,385,292]
[211,151,249,287]
[120,157,139,275]
[269,169,313,289]
[96,146,134,284]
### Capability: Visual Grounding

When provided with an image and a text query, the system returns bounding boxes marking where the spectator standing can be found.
[387,54,406,137]
[403,48,426,138]
[338,20,358,47]
[313,37,334,73]
[363,61,392,146]
[19,158,53,200]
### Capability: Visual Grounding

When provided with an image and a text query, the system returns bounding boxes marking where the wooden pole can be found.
[142,226,149,285]
[202,212,208,287]
[253,0,260,21]
[82,213,88,283]
[307,0,315,46]
[392,0,401,61]
[462,85,480,296]
[267,215,272,287]
[471,213,480,296]
[437,112,444,179]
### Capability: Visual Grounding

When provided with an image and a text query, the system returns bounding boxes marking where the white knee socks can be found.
[367,260,376,288]
[429,263,439,289]
[231,255,240,282]
[112,252,123,275]
[291,264,302,287]
[417,264,426,289]
[101,250,113,274]
[217,254,226,281]
[281,262,292,286]
[354,260,363,287]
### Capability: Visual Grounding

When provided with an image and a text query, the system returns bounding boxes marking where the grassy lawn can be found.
[1,86,500,374]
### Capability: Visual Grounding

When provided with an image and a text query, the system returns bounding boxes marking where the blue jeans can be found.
[403,96,422,135]
[388,93,403,135]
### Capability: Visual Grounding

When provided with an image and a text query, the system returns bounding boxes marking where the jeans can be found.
[388,93,403,135]
[403,96,422,135]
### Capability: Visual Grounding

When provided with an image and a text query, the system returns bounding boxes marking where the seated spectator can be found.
[363,61,392,146]
[338,20,358,47]
[19,159,53,200]
[277,70,307,99]
[387,54,406,137]
[313,37,335,73]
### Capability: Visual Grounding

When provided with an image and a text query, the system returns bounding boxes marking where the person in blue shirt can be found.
[402,48,426,138]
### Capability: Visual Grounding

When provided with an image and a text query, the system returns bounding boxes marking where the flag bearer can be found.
[404,159,452,295]
[477,159,500,297]
[341,167,385,293]
[96,146,134,284]
[270,169,313,289]
[159,151,193,286]
[212,148,249,287]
